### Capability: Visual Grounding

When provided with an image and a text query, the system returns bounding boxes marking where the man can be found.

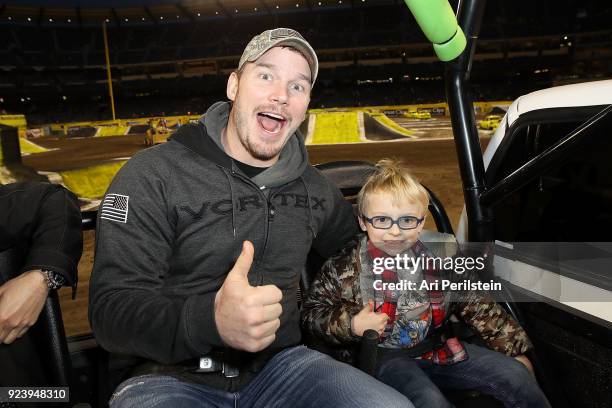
[0,182,82,385]
[90,28,411,407]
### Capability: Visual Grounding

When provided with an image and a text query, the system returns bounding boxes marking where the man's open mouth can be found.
[257,112,287,134]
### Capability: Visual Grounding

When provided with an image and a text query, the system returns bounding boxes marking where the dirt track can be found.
[23,135,145,171]
[26,133,487,229]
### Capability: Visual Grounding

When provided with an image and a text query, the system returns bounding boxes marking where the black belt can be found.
[192,351,239,377]
[130,349,279,379]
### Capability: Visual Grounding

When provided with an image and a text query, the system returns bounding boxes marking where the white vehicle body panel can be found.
[454,80,612,324]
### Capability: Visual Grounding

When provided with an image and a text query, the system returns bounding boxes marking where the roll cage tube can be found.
[404,3,573,406]
[444,0,491,242]
[403,0,467,62]
[404,0,491,242]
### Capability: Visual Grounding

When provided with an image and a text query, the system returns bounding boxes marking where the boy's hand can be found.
[351,299,388,337]
[514,354,535,376]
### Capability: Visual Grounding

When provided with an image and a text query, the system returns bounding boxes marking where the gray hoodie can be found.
[89,102,358,369]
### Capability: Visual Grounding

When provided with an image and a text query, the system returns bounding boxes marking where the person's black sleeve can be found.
[0,182,83,286]
[89,155,225,363]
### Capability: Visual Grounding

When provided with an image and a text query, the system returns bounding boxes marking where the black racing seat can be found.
[302,160,454,292]
[314,161,454,234]
[303,160,454,295]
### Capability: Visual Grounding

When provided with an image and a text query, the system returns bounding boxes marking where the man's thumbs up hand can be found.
[215,241,283,352]
[224,239,255,283]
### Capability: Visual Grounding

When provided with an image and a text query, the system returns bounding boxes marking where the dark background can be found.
[0,0,610,124]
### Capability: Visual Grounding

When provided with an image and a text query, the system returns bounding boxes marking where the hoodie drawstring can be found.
[223,168,237,238]
[300,177,317,239]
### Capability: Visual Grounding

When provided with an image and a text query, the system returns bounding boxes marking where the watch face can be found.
[53,273,66,285]
[44,269,65,289]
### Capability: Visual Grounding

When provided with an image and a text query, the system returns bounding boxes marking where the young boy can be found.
[301,159,550,408]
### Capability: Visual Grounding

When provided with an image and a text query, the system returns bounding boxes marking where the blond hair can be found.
[357,159,429,216]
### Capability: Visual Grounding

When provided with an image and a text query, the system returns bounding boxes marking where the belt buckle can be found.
[223,362,239,378]
[196,356,222,373]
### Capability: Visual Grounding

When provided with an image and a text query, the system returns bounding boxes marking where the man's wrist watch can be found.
[39,269,66,290]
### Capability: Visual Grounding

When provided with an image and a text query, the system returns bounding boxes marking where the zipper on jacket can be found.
[229,169,271,279]
[259,188,291,283]
[229,170,299,286]
[268,195,276,221]
[265,185,296,225]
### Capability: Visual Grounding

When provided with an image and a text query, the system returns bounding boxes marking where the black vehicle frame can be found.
[447,1,612,407]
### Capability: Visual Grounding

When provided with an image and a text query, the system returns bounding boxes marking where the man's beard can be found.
[233,103,294,162]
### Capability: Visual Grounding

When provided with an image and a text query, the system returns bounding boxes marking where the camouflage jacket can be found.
[301,232,533,358]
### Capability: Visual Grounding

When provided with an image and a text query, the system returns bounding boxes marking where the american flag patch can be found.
[100,194,129,223]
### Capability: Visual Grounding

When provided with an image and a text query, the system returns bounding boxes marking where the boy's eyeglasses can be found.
[362,215,424,230]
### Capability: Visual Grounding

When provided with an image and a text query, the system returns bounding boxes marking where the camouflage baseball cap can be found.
[238,28,319,85]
